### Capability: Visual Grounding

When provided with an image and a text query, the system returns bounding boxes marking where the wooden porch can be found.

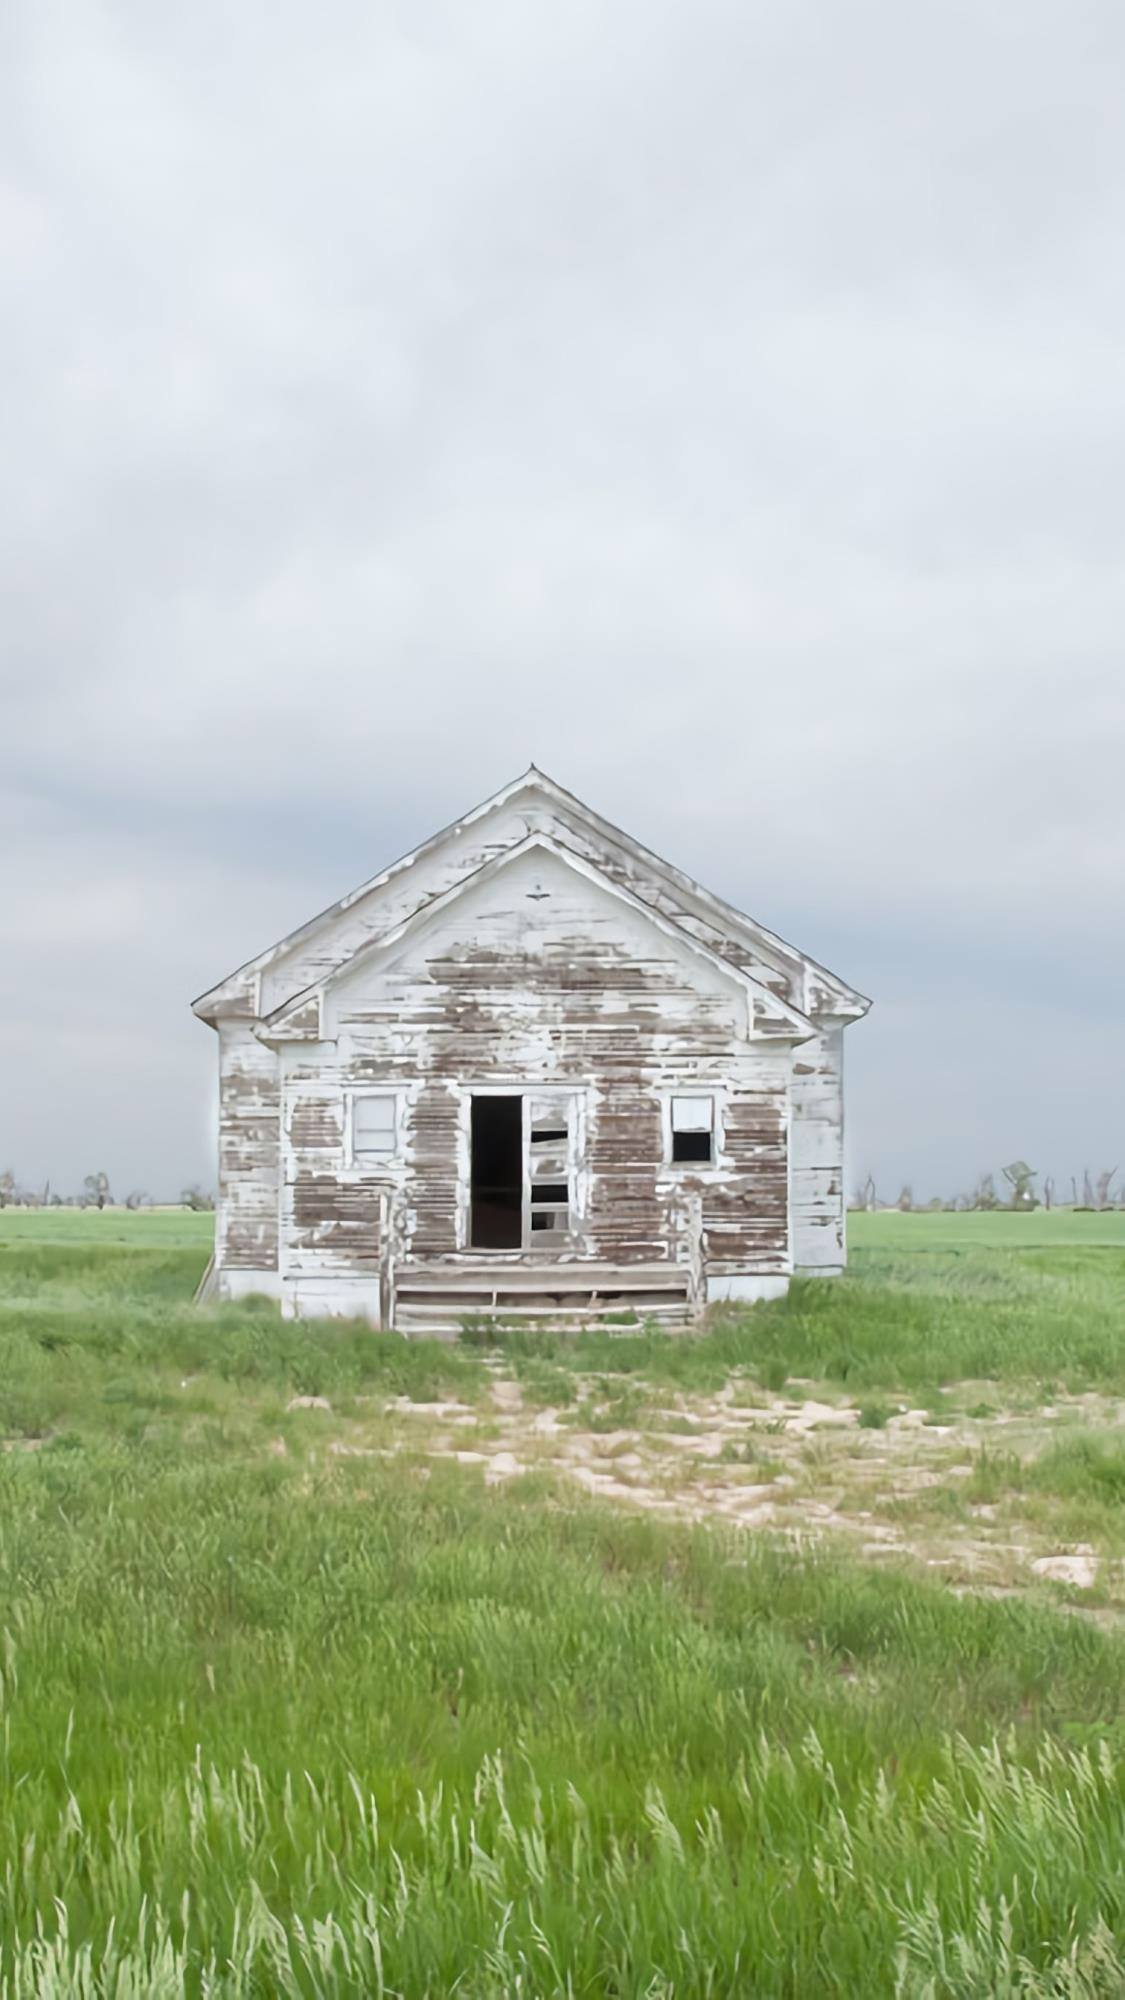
[391,1258,697,1333]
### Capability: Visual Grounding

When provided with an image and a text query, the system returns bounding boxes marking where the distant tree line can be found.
[0,1170,214,1211]
[851,1164,1120,1213]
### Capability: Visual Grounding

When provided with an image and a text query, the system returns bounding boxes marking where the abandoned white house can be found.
[192,770,869,1329]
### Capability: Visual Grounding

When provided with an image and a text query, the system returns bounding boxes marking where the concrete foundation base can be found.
[705,1273,790,1306]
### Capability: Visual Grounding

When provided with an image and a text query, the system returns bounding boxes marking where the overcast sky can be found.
[3,0,1123,1202]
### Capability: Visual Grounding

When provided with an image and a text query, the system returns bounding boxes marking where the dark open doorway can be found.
[470,1095,523,1248]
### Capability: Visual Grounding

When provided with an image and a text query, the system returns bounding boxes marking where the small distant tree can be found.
[124,1189,148,1211]
[971,1173,1000,1211]
[1082,1170,1095,1209]
[1095,1168,1118,1210]
[1001,1161,1038,1210]
[1042,1176,1054,1211]
[83,1171,111,1210]
[181,1185,215,1212]
[0,1170,14,1210]
[897,1184,914,1212]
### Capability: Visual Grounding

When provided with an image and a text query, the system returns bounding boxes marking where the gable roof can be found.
[253,831,818,1046]
[192,766,870,1026]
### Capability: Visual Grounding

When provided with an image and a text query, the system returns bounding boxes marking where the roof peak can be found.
[193,763,870,1023]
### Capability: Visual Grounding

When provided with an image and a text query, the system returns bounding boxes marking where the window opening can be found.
[470,1096,523,1248]
[671,1094,714,1164]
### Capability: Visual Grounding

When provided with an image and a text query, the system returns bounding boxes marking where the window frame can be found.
[662,1090,723,1170]
[346,1089,401,1168]
[455,1085,586,1253]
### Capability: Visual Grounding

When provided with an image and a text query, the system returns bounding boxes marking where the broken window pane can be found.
[672,1129,712,1162]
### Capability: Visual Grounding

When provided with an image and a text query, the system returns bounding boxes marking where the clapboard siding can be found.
[216,1023,279,1269]
[790,1026,846,1271]
[196,771,869,1316]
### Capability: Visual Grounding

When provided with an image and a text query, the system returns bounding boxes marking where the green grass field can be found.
[850,1207,1125,1250]
[0,1208,1123,1994]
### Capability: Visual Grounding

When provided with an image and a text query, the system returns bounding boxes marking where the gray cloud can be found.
[3,0,1123,1198]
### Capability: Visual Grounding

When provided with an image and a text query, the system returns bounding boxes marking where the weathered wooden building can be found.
[193,770,869,1330]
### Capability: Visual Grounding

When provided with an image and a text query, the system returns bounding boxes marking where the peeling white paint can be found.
[195,772,869,1328]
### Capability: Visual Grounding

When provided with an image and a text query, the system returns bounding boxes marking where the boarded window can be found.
[353,1094,397,1160]
[671,1094,714,1164]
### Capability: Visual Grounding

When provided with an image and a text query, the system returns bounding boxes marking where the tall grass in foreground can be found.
[0,1436,1124,1995]
[2,1733,1123,1996]
[2,1218,1125,1990]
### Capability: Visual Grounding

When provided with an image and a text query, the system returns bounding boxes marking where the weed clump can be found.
[858,1401,896,1429]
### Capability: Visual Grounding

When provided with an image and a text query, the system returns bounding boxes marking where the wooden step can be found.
[391,1258,696,1336]
[395,1300,693,1325]
[393,1261,687,1295]
[394,1286,692,1305]
[393,1302,695,1337]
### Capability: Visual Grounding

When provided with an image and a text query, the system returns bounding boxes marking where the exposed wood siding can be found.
[284,1173,384,1273]
[408,1083,461,1260]
[280,1063,383,1275]
[198,779,871,1310]
[257,798,808,1019]
[790,1025,846,1270]
[699,1084,788,1272]
[273,847,794,1278]
[586,1092,668,1263]
[216,1023,280,1269]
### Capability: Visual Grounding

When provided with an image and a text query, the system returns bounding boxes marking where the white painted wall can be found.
[203,783,865,1315]
[789,1024,846,1272]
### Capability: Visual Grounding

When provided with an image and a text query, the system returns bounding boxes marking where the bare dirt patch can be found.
[299,1373,1125,1617]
